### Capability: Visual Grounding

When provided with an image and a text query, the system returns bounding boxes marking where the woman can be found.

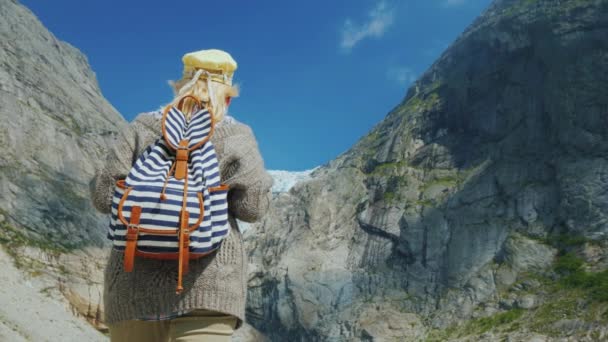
[90,49,274,341]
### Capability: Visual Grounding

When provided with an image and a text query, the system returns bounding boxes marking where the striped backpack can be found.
[108,95,231,294]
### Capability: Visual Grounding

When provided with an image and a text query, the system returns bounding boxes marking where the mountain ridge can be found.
[245,0,608,340]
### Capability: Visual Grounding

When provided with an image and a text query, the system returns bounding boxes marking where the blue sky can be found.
[22,0,492,171]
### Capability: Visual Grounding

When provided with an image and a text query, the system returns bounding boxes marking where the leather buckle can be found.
[126,223,139,241]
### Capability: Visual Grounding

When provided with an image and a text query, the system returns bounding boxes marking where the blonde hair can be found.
[166,75,239,122]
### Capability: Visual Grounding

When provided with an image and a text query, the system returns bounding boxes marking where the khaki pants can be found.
[108,309,238,342]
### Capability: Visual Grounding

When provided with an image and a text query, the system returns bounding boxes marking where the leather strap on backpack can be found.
[174,140,189,180]
[124,206,142,272]
[181,210,191,273]
[176,157,192,294]
[176,209,190,294]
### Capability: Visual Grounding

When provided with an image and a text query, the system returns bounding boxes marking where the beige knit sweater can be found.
[89,111,273,330]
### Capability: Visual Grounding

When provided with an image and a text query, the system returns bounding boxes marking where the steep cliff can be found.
[0,0,126,339]
[244,0,608,340]
[0,0,126,248]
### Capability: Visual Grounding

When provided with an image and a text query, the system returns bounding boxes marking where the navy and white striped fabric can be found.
[108,107,230,254]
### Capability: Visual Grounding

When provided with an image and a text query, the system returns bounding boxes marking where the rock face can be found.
[0,0,125,339]
[0,247,107,342]
[244,0,608,340]
[0,0,126,248]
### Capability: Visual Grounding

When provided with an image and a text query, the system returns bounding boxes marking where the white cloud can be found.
[340,1,395,52]
[387,66,417,86]
[395,68,417,84]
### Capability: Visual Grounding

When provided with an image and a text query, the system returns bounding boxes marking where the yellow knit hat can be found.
[181,49,237,86]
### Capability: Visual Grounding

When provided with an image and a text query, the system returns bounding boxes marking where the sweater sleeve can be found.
[221,124,274,223]
[89,113,161,214]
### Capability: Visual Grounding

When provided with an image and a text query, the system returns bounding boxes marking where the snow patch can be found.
[236,166,320,233]
[268,167,319,193]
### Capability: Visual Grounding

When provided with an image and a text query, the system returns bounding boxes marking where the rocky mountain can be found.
[244,0,608,340]
[238,169,318,235]
[0,0,126,248]
[0,0,125,339]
